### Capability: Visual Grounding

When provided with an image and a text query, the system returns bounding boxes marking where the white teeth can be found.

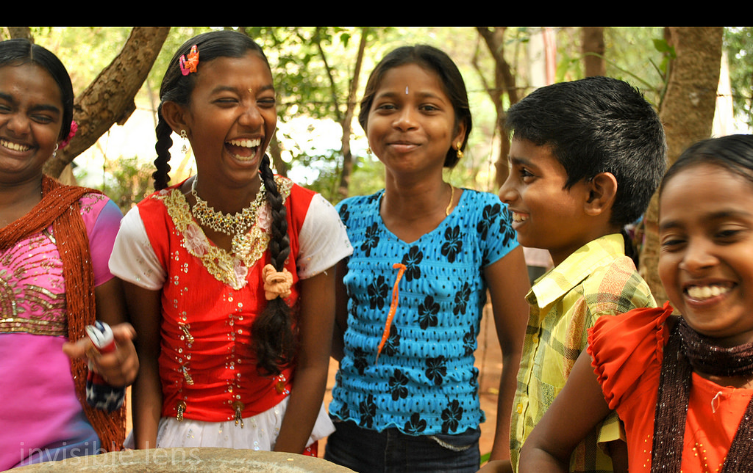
[512,212,528,223]
[228,138,261,148]
[686,285,730,300]
[0,139,30,152]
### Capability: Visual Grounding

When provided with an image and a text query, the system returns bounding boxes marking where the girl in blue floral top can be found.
[324,45,530,473]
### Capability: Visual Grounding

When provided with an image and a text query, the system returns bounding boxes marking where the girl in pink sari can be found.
[0,38,138,470]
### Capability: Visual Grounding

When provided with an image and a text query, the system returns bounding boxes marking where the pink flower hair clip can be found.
[180,45,199,76]
[59,120,78,149]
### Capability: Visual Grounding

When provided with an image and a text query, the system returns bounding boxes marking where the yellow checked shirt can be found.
[510,234,656,472]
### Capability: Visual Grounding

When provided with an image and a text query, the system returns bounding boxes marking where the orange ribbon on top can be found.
[180,45,199,76]
[375,263,407,363]
[262,264,293,300]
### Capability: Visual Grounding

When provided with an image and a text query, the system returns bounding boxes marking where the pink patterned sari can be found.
[0,194,122,470]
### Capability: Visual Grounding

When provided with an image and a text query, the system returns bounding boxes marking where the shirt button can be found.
[516,403,523,414]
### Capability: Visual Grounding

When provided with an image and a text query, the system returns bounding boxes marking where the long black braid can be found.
[153,104,174,191]
[253,154,297,376]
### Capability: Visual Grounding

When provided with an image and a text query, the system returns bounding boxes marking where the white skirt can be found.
[124,398,334,450]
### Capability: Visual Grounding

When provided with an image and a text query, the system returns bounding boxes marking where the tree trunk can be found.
[7,27,33,41]
[582,27,606,77]
[43,27,170,178]
[639,26,724,305]
[476,27,520,189]
[337,28,369,200]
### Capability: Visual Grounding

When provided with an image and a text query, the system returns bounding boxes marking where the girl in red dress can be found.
[109,30,352,456]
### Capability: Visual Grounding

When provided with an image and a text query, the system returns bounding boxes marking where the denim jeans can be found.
[324,420,481,473]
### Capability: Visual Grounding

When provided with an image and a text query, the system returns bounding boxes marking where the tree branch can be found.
[337,27,369,199]
[313,27,343,123]
[43,26,170,177]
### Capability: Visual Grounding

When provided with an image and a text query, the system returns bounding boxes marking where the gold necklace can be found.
[190,177,266,253]
[445,184,455,216]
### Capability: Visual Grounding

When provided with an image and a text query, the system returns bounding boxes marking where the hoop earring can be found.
[181,130,189,153]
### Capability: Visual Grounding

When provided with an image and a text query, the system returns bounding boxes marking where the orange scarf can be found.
[0,175,126,452]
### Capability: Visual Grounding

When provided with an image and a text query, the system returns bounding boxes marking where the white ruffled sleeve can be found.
[108,206,166,291]
[296,193,353,279]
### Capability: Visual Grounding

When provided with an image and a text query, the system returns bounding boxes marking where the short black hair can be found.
[0,38,74,141]
[359,44,472,168]
[506,76,667,228]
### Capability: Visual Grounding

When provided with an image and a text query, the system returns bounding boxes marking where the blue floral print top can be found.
[329,189,518,436]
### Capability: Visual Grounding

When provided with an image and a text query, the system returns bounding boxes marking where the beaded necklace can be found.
[190,177,266,254]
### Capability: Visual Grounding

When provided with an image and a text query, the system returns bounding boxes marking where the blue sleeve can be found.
[475,193,518,267]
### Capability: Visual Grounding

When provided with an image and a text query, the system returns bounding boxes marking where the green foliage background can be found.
[13,26,751,210]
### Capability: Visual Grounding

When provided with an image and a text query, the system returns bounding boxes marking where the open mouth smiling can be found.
[226,138,262,161]
[684,283,733,301]
[0,139,31,152]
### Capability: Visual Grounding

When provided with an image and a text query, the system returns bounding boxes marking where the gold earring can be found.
[456,142,464,159]
[181,129,189,153]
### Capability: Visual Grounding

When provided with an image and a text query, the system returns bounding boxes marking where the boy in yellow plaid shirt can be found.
[483,76,666,473]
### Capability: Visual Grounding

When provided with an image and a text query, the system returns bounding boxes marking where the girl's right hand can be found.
[63,322,139,387]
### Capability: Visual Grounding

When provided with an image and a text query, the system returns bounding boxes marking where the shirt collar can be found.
[527,233,626,308]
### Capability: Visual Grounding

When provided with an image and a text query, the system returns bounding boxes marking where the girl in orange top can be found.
[519,134,753,473]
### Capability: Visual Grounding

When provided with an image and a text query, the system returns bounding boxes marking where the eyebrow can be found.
[508,155,535,168]
[211,84,275,95]
[375,90,446,101]
[658,219,682,232]
[659,209,753,231]
[31,103,61,114]
[0,91,61,114]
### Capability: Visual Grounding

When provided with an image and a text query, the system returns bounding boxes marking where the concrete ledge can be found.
[14,448,355,472]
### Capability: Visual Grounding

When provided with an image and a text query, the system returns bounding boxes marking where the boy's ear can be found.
[583,172,618,216]
[161,101,189,136]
